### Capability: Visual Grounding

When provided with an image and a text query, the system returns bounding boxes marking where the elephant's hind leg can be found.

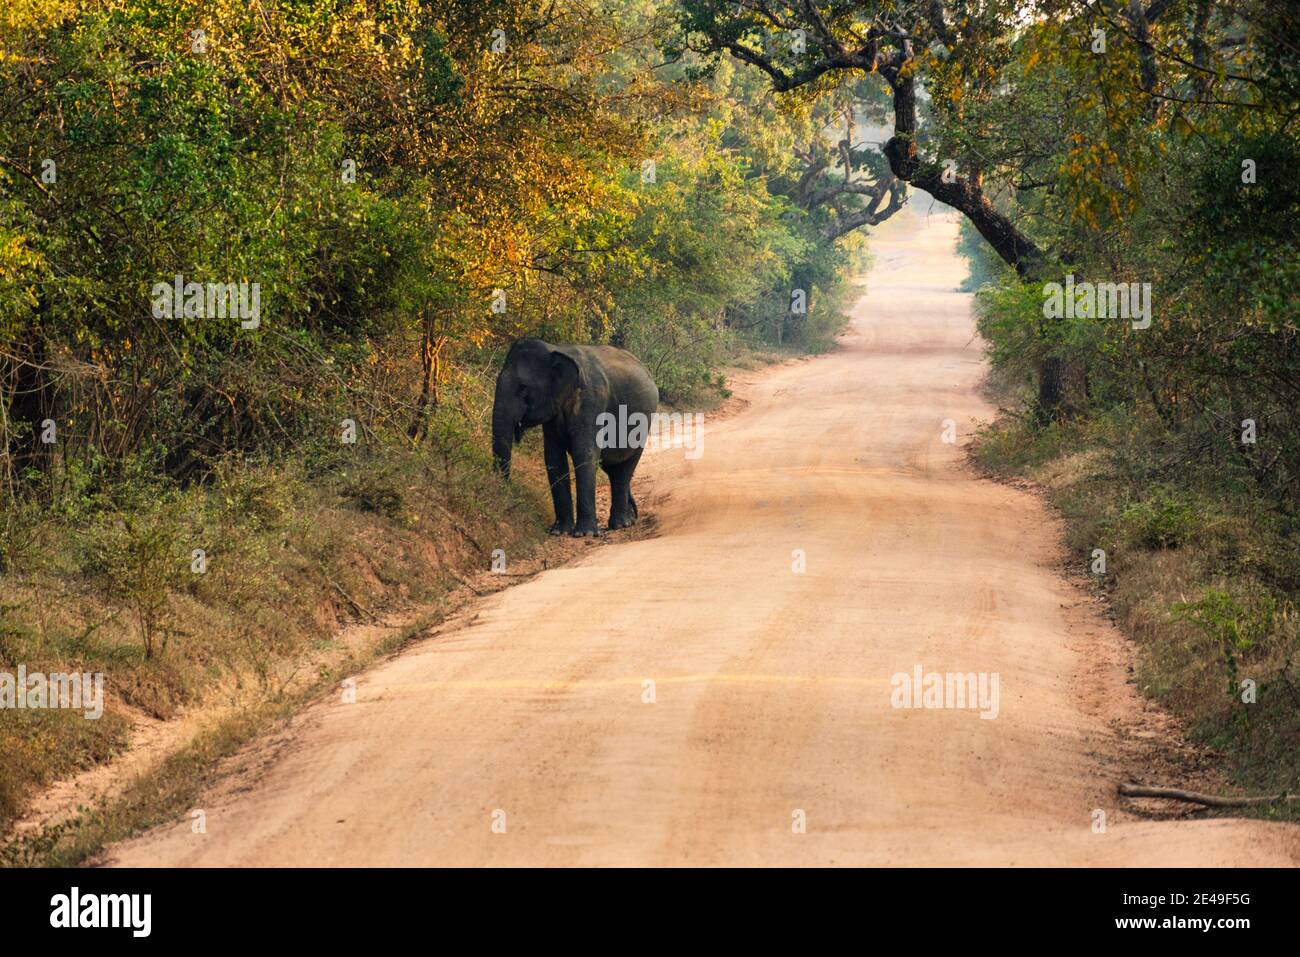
[605,449,643,530]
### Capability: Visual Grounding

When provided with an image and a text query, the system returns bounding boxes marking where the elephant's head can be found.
[491,339,583,479]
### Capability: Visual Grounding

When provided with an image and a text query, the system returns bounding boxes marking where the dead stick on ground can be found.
[1119,783,1300,808]
[286,543,378,621]
[446,570,488,597]
[327,577,377,621]
[433,503,484,553]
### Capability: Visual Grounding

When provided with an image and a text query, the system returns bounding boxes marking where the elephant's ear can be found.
[549,350,583,399]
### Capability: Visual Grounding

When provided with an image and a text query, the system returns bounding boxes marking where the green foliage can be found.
[1173,589,1277,698]
[1,0,861,493]
[1117,489,1198,551]
[80,502,190,659]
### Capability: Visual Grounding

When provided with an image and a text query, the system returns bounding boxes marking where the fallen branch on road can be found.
[1119,783,1300,807]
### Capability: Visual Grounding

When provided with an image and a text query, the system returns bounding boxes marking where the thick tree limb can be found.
[694,13,1046,275]
[1119,782,1300,807]
[881,68,1045,276]
[805,175,887,210]
[820,178,906,239]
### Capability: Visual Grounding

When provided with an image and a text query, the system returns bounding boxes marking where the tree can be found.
[671,0,1296,418]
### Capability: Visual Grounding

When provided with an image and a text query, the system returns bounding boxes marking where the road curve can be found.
[108,199,1300,867]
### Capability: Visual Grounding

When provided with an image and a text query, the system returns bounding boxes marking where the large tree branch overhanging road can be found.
[878,63,1047,276]
[678,1,1047,277]
[793,106,909,239]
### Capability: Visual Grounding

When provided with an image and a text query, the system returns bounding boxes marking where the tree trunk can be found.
[882,70,1045,279]
[409,311,446,443]
[6,309,55,485]
[1036,357,1062,424]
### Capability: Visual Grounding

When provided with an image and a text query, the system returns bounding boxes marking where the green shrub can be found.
[1116,489,1197,550]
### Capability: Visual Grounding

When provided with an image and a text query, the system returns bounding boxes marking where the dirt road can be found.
[109,199,1299,867]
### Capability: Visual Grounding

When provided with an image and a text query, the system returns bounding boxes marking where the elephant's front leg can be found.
[542,424,574,535]
[571,442,601,537]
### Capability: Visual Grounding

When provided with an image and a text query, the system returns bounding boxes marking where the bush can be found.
[1116,489,1198,551]
[79,504,190,660]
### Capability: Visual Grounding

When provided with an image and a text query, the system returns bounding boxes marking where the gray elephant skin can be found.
[492,338,659,537]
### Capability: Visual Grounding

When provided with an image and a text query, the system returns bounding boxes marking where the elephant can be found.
[492,338,659,537]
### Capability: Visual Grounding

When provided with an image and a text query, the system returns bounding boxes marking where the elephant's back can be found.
[584,343,648,370]
[574,344,652,380]
[575,344,658,412]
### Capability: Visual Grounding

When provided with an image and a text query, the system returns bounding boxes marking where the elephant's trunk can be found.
[491,379,516,480]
